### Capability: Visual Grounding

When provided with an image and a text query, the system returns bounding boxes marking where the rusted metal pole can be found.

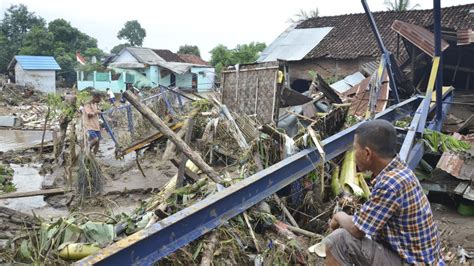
[123,91,221,183]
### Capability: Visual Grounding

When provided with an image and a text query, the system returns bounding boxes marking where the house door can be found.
[192,74,198,90]
[170,73,176,87]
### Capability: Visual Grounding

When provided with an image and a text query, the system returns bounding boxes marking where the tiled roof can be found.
[177,54,210,66]
[152,49,185,63]
[9,55,61,70]
[296,4,474,59]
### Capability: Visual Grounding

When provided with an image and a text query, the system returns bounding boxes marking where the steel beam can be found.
[406,89,453,169]
[76,96,421,266]
[399,57,440,161]
[361,0,400,103]
[433,0,443,120]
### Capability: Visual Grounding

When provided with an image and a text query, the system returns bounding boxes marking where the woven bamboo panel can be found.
[222,64,279,124]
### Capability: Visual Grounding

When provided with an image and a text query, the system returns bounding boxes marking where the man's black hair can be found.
[355,119,396,158]
[91,91,102,98]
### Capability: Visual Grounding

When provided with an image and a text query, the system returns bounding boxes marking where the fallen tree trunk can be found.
[124,91,221,183]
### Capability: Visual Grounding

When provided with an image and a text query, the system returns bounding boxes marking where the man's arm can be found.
[84,103,99,118]
[330,211,365,239]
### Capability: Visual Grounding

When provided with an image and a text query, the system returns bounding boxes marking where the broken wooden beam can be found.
[314,74,342,104]
[119,122,184,157]
[170,159,200,183]
[0,188,67,199]
[124,91,221,183]
[177,118,195,188]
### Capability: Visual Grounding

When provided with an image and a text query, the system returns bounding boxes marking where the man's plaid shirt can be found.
[353,156,441,264]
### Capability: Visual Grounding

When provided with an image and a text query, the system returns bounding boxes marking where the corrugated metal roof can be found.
[330,72,365,94]
[117,47,195,75]
[391,20,449,57]
[10,55,61,70]
[257,26,332,62]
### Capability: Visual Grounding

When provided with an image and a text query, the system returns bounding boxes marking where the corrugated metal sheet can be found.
[11,55,61,70]
[257,26,332,62]
[391,20,449,57]
[360,61,379,76]
[330,72,365,94]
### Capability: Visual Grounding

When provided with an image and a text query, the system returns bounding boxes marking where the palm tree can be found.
[288,8,319,24]
[384,0,420,11]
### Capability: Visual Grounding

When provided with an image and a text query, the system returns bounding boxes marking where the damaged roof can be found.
[112,47,210,74]
[153,49,185,63]
[178,54,210,66]
[296,4,473,60]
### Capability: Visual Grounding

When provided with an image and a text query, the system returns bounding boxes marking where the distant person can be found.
[120,89,127,104]
[106,88,115,104]
[83,92,102,155]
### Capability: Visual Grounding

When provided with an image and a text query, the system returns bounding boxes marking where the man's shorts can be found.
[88,130,102,140]
[109,97,115,104]
[323,228,403,266]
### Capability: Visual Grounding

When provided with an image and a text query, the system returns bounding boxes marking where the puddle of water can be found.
[0,130,52,152]
[0,164,46,211]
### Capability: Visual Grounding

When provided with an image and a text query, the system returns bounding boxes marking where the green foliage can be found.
[117,20,146,47]
[0,4,45,72]
[288,8,319,24]
[110,43,131,54]
[18,25,54,55]
[0,5,102,85]
[209,42,266,76]
[2,7,103,86]
[177,44,201,57]
[0,164,16,193]
[384,0,419,11]
[423,129,471,153]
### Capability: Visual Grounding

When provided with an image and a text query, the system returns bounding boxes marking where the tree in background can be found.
[209,42,266,77]
[288,8,319,24]
[110,43,131,54]
[18,17,102,85]
[177,45,201,57]
[0,4,45,72]
[117,20,146,47]
[384,0,419,11]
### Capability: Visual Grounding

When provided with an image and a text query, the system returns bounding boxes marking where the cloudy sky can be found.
[1,0,471,60]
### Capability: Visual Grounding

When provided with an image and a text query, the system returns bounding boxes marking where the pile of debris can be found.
[0,81,366,264]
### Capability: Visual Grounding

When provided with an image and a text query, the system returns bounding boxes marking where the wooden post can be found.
[123,91,221,183]
[177,118,195,188]
[39,106,51,158]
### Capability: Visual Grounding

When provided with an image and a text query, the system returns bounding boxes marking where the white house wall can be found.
[114,50,139,63]
[191,67,215,92]
[15,63,56,93]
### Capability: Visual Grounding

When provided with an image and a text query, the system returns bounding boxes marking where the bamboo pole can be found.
[124,91,221,183]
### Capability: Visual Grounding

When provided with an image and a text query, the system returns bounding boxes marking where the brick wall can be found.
[288,57,375,82]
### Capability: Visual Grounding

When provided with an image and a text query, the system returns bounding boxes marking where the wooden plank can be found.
[0,188,66,199]
[119,122,184,156]
[170,159,200,183]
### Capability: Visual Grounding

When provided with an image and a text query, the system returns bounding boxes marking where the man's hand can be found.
[330,211,365,239]
[329,216,340,230]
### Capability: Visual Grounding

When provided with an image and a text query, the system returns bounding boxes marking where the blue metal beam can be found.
[406,89,453,169]
[361,0,400,103]
[76,96,421,266]
[399,57,440,162]
[433,0,443,120]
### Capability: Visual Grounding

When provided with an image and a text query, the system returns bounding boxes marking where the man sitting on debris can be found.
[83,92,102,155]
[325,120,442,265]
